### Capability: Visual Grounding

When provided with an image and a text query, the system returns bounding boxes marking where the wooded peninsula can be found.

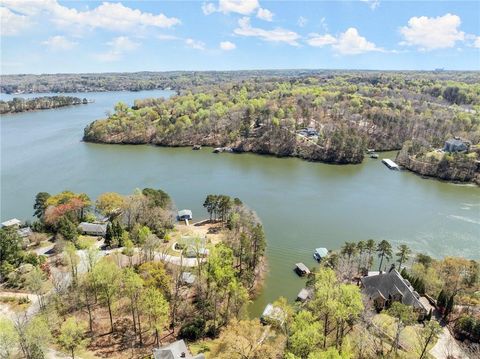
[0,96,89,114]
[78,71,479,183]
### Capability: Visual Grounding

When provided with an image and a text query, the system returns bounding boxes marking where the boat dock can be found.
[382,158,399,170]
[294,262,310,276]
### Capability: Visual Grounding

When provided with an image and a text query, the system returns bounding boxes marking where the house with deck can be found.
[360,266,429,320]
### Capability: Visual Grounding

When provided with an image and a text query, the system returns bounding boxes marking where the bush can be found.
[179,318,206,341]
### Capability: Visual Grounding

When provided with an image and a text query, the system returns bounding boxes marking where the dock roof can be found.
[1,218,21,227]
[178,209,192,217]
[315,248,328,257]
[295,263,310,273]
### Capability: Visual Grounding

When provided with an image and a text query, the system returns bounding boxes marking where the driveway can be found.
[429,326,469,359]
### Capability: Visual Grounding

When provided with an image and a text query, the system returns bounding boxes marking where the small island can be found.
[0,96,90,114]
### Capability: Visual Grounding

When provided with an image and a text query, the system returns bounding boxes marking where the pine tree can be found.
[105,223,113,248]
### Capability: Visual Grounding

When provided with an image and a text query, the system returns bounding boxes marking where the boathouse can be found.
[295,263,311,276]
[1,218,21,228]
[382,158,399,170]
[296,288,313,302]
[313,247,328,262]
[177,209,193,221]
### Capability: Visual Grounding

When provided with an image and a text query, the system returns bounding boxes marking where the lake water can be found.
[1,90,479,316]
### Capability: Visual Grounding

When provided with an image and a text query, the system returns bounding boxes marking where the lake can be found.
[1,90,479,316]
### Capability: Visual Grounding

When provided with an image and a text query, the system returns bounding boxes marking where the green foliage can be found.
[0,227,23,278]
[58,317,87,359]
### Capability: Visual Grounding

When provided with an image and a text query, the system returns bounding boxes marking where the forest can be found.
[83,72,480,175]
[0,96,88,114]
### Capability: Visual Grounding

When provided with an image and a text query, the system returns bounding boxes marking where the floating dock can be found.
[382,158,399,170]
[313,247,328,262]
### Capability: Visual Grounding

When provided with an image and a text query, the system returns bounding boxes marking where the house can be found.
[443,138,470,153]
[360,267,429,319]
[153,340,204,359]
[261,303,285,325]
[313,247,328,262]
[78,222,107,237]
[294,263,310,276]
[177,209,193,221]
[1,218,22,228]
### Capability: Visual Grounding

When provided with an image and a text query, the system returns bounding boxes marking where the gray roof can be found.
[295,263,310,274]
[297,288,313,301]
[314,248,328,257]
[78,222,107,234]
[153,340,204,359]
[361,269,428,312]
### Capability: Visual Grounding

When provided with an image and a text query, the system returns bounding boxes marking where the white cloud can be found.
[399,13,465,51]
[297,16,307,28]
[333,28,381,54]
[185,38,206,50]
[307,28,383,55]
[157,34,180,41]
[203,0,273,21]
[220,41,236,50]
[0,7,31,36]
[95,36,139,62]
[218,0,259,15]
[360,0,380,10]
[474,36,480,48]
[0,0,180,35]
[234,17,300,46]
[307,33,337,47]
[42,35,77,50]
[256,8,273,22]
[202,2,217,15]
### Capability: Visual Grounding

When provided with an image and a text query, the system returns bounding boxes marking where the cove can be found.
[1,90,479,317]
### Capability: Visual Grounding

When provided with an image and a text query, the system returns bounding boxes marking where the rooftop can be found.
[1,218,22,227]
[314,248,328,257]
[153,340,204,359]
[361,269,428,312]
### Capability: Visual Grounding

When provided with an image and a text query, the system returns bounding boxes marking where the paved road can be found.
[429,326,469,359]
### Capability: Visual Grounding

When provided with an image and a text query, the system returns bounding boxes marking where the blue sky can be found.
[1,0,479,74]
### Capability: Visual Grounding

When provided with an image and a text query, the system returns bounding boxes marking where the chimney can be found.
[389,264,396,273]
[180,353,186,358]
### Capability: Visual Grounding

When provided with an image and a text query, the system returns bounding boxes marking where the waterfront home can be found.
[1,218,21,228]
[382,158,399,170]
[360,266,429,320]
[78,222,107,237]
[153,339,204,359]
[443,138,470,153]
[296,288,313,302]
[177,209,193,221]
[295,263,311,276]
[313,247,329,262]
[261,303,285,325]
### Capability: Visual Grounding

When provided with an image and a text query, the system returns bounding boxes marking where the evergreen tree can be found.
[105,223,113,248]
